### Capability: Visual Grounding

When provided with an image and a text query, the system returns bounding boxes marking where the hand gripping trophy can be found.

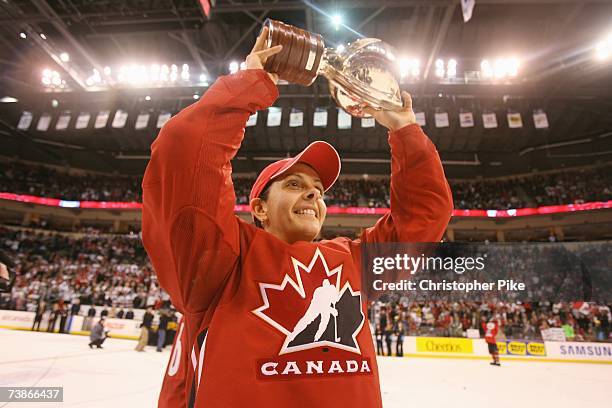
[261,19,403,117]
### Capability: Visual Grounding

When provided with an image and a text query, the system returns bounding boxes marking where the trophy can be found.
[262,19,403,117]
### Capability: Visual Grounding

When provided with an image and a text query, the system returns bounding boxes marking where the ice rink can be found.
[1,329,610,408]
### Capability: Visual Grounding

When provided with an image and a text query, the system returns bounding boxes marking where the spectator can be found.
[384,323,393,356]
[157,307,171,352]
[375,325,384,356]
[67,297,81,332]
[395,321,405,357]
[135,306,154,352]
[47,302,59,333]
[58,300,68,333]
[88,318,108,349]
[32,300,46,331]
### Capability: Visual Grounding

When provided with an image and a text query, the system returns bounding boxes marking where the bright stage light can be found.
[60,52,70,62]
[145,95,151,101]
[596,42,610,60]
[337,44,345,53]
[399,58,420,78]
[92,69,101,83]
[331,14,343,30]
[482,57,519,79]
[19,32,26,39]
[65,61,214,88]
[595,34,612,61]
[399,58,409,77]
[480,60,492,78]
[493,59,506,78]
[447,59,457,78]
[507,58,519,77]
[494,58,520,78]
[41,77,51,85]
[40,33,47,40]
[193,94,200,100]
[229,61,239,74]
[435,59,445,78]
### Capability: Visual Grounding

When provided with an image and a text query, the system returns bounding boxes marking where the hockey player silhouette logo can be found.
[253,248,365,355]
[287,279,340,344]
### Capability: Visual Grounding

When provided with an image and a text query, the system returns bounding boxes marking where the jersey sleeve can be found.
[141,69,279,314]
[360,124,453,244]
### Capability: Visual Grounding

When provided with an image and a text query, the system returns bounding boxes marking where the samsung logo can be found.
[560,345,612,357]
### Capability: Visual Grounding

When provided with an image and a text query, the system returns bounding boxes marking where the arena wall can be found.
[1,310,609,363]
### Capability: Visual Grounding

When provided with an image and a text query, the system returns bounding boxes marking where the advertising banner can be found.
[416,337,474,354]
[0,310,34,329]
[545,341,612,362]
[497,340,546,356]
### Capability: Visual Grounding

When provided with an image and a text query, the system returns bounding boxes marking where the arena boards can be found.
[2,311,610,365]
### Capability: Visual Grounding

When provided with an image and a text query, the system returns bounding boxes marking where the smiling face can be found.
[250,163,327,244]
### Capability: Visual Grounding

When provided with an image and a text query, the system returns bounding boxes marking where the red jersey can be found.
[158,318,187,408]
[142,69,453,408]
[483,321,499,344]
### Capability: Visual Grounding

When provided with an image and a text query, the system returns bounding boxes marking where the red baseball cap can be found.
[249,141,341,202]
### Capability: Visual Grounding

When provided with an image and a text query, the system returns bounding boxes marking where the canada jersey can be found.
[483,321,499,344]
[142,69,453,408]
[185,232,382,407]
[158,318,187,408]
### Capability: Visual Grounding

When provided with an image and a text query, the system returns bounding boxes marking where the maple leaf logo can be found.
[252,247,365,355]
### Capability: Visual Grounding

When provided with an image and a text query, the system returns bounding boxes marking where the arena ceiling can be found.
[1,0,612,177]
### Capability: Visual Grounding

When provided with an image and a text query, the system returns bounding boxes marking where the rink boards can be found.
[2,309,610,364]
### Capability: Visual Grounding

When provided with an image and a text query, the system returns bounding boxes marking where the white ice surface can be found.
[1,329,610,408]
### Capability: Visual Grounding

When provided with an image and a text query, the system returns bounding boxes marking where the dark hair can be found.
[253,183,271,229]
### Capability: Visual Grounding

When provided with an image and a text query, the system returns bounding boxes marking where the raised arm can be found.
[361,92,453,243]
[142,30,282,314]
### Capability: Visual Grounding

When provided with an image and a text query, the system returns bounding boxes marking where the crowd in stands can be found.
[1,161,610,210]
[0,227,166,316]
[1,227,609,346]
[0,162,142,202]
[521,166,611,206]
[369,300,611,356]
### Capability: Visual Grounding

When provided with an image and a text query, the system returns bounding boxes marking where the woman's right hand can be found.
[245,26,283,84]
